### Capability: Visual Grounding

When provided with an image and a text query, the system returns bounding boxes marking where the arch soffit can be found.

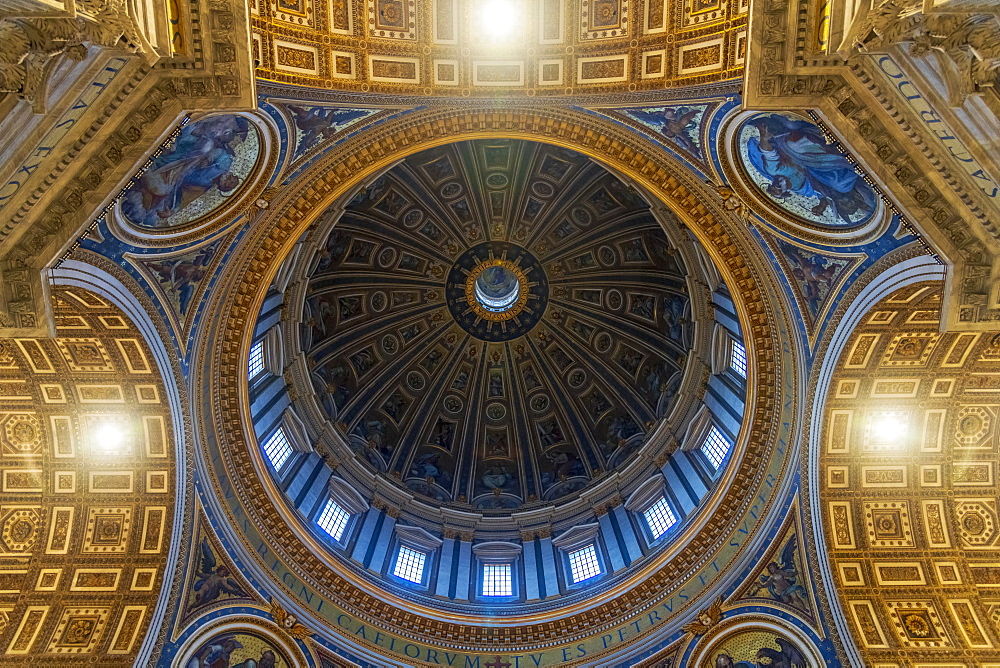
[49,258,194,666]
[801,250,946,665]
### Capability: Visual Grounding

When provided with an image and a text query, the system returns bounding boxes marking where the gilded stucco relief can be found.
[822,283,1000,664]
[744,0,1000,330]
[251,0,747,94]
[0,288,175,661]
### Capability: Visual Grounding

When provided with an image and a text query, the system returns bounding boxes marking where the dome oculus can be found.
[447,242,548,341]
[471,262,523,315]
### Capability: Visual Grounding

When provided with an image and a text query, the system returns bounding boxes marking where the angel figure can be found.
[681,597,723,635]
[627,106,702,154]
[750,534,808,610]
[782,247,844,317]
[191,537,247,608]
[286,105,372,153]
[270,599,314,640]
[755,637,808,668]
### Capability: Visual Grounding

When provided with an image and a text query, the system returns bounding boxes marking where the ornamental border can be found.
[195,105,799,653]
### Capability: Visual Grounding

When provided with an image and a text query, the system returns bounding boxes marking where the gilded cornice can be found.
[743,0,1000,330]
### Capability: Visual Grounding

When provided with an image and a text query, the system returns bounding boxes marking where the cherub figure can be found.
[682,597,723,635]
[750,534,808,610]
[286,105,371,152]
[190,537,247,609]
[270,598,313,640]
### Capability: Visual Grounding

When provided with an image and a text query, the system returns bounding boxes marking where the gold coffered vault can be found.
[251,0,747,94]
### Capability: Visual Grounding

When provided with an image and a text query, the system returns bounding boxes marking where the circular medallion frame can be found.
[687,617,826,667]
[720,108,889,244]
[446,242,549,342]
[108,111,276,246]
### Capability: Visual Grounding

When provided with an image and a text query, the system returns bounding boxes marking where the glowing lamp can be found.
[479,0,519,39]
[871,413,906,447]
[92,420,128,454]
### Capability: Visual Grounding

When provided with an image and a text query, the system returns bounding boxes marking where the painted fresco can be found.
[185,631,290,668]
[136,240,219,320]
[176,512,257,632]
[708,631,809,667]
[121,115,260,229]
[774,239,854,321]
[617,104,707,159]
[732,510,821,626]
[189,536,250,611]
[747,534,809,610]
[738,112,877,227]
[283,105,379,160]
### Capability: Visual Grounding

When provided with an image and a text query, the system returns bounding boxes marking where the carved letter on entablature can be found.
[744,0,1000,329]
[0,0,257,339]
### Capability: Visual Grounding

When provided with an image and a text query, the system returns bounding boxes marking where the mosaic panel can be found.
[736,112,879,229]
[118,115,262,231]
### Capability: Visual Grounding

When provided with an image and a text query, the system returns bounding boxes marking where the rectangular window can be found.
[263,427,293,471]
[248,339,265,380]
[393,545,426,584]
[567,544,601,583]
[317,498,350,541]
[482,563,513,596]
[702,425,732,470]
[730,339,747,378]
[644,496,678,539]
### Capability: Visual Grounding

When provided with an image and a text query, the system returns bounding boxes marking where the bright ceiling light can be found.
[479,0,519,39]
[92,420,128,454]
[872,413,905,444]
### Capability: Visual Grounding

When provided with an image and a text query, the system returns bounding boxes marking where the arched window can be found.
[393,545,427,584]
[390,525,442,589]
[473,542,521,599]
[317,498,351,541]
[567,545,601,583]
[702,425,733,470]
[262,428,293,470]
[553,524,605,587]
[643,497,678,539]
